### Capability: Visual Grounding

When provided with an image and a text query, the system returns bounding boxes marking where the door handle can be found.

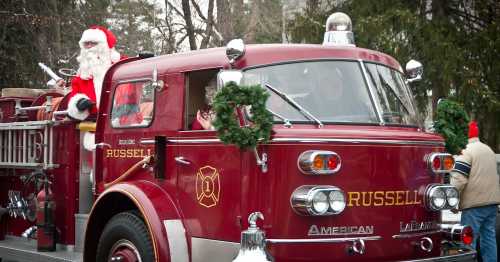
[175,156,191,165]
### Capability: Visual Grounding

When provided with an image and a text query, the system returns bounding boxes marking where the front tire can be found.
[96,211,154,262]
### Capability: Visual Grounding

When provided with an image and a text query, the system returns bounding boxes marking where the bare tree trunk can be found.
[181,0,197,50]
[200,0,215,49]
[216,0,232,43]
[245,0,260,43]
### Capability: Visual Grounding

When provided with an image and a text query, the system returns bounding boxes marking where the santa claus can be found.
[66,26,121,120]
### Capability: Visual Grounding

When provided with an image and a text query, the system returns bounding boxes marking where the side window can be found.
[184,69,219,130]
[111,81,155,128]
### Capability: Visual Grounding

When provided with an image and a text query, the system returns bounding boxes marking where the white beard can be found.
[76,43,112,104]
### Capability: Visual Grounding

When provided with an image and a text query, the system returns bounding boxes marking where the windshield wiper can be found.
[267,108,292,128]
[264,83,323,128]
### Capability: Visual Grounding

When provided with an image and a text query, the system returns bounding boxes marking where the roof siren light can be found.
[323,12,355,47]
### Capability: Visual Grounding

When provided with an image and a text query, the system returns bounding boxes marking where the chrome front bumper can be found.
[400,248,476,262]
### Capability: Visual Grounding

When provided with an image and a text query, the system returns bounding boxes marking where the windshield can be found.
[364,63,420,126]
[241,61,378,124]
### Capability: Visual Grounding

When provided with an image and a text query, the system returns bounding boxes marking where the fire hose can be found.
[104,155,154,189]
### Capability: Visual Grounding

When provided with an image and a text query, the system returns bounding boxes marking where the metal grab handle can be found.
[175,156,191,165]
[347,239,365,255]
[419,237,433,252]
[352,239,365,254]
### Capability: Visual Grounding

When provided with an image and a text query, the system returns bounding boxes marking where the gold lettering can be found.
[385,191,395,206]
[361,192,373,206]
[126,149,133,158]
[405,190,414,205]
[348,192,360,207]
[347,190,423,207]
[133,149,140,158]
[395,191,405,205]
[373,191,385,206]
[413,190,421,204]
[104,148,153,158]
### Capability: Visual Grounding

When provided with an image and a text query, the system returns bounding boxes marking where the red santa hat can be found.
[468,121,479,138]
[79,25,121,63]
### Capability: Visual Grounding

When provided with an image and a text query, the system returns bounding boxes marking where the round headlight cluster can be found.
[426,184,459,211]
[291,185,346,216]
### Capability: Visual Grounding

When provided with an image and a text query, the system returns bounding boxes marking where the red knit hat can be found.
[468,121,479,138]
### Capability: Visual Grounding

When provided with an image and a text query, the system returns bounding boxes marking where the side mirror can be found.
[217,70,243,88]
[226,39,245,66]
[405,59,423,83]
[151,67,164,91]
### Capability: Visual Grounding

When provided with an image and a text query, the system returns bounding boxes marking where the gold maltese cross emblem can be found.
[196,166,220,208]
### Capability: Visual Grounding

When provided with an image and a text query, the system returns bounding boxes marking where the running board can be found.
[0,236,82,262]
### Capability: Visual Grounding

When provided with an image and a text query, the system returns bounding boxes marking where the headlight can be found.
[312,191,329,215]
[445,187,459,208]
[291,185,346,216]
[328,190,346,214]
[431,188,446,209]
[425,184,460,211]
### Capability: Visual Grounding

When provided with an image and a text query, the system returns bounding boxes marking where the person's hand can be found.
[197,110,215,130]
[76,98,94,111]
[55,79,66,89]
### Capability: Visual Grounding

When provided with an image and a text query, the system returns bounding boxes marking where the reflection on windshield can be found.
[241,61,378,124]
[365,63,420,126]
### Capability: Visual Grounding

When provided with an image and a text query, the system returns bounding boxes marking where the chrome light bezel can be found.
[297,150,341,175]
[291,185,346,216]
[425,184,460,211]
[426,153,454,174]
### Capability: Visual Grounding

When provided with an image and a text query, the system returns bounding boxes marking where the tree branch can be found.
[190,0,207,21]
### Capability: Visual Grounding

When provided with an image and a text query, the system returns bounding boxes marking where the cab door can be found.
[175,69,242,242]
[176,133,242,241]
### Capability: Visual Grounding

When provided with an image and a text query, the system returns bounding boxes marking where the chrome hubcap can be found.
[108,239,142,262]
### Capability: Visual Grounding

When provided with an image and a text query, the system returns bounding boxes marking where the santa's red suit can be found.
[67,26,121,121]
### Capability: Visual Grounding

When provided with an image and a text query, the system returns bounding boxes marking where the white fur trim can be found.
[110,48,120,63]
[79,29,107,48]
[82,132,96,151]
[68,93,91,120]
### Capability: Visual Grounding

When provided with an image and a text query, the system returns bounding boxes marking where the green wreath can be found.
[212,82,273,150]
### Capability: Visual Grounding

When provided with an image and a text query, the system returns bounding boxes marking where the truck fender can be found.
[83,180,185,262]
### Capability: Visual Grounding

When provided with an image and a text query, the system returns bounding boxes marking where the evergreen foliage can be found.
[212,83,273,150]
[434,100,469,155]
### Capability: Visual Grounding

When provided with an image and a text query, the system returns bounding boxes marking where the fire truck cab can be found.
[0,12,477,262]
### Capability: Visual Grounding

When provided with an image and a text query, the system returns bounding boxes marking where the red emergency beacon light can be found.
[0,12,478,262]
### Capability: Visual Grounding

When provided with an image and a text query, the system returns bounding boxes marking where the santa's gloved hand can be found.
[76,98,94,111]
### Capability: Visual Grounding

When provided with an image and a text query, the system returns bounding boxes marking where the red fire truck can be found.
[0,12,477,262]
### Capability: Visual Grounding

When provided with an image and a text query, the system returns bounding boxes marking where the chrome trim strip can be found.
[392,230,441,239]
[163,220,189,262]
[141,137,444,146]
[400,249,476,262]
[191,238,239,262]
[266,235,381,244]
[140,138,221,145]
[272,138,444,146]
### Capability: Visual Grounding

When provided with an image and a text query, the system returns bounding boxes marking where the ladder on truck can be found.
[0,120,58,170]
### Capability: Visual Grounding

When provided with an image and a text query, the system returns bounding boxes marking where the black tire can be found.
[96,211,154,262]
